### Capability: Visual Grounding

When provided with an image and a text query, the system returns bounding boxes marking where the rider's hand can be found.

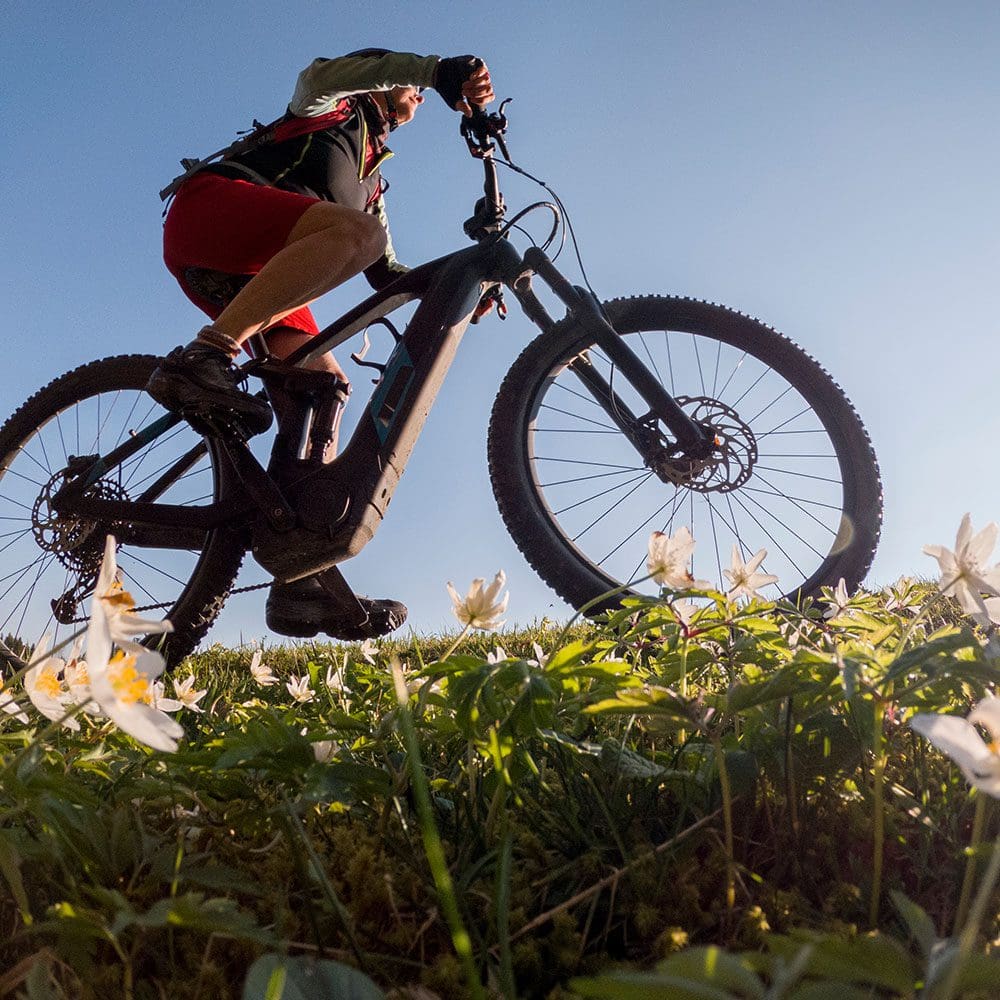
[434,56,495,116]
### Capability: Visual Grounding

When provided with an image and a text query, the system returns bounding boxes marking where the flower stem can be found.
[954,793,988,935]
[550,571,662,653]
[392,663,484,1000]
[439,623,472,663]
[940,831,1000,1000]
[711,734,736,910]
[868,700,886,927]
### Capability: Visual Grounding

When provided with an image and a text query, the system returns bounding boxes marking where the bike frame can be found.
[52,133,714,584]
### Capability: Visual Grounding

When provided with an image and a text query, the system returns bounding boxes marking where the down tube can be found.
[279,240,527,553]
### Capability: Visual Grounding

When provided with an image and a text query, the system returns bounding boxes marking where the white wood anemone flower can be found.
[724,545,779,602]
[24,635,80,730]
[0,681,29,725]
[91,536,175,645]
[147,679,183,714]
[61,638,100,715]
[823,577,852,620]
[172,675,207,714]
[923,513,1000,625]
[85,535,182,752]
[286,674,315,704]
[87,647,184,752]
[447,571,509,630]
[249,650,278,687]
[911,697,1000,797]
[646,528,710,590]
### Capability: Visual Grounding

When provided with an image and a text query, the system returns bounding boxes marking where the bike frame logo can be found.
[369,342,416,443]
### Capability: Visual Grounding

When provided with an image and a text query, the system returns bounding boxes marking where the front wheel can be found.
[488,296,882,611]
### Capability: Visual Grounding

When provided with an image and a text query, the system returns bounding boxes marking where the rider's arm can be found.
[289,51,439,117]
[362,192,409,290]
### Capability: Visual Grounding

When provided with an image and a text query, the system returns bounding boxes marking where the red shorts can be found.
[163,172,320,335]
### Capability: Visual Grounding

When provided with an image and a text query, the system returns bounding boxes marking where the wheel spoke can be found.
[501,298,878,611]
[0,358,240,658]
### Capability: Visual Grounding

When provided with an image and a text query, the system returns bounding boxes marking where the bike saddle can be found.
[183,267,254,308]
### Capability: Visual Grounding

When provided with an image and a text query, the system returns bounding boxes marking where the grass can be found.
[2,582,1000,998]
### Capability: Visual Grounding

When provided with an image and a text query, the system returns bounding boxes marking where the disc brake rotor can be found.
[653,395,757,493]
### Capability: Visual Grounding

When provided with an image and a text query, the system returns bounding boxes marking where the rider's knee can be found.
[350,212,387,267]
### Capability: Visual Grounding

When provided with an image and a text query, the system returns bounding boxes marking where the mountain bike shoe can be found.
[265,575,408,640]
[146,343,273,436]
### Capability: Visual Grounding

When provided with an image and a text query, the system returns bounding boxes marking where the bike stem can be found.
[522,247,713,453]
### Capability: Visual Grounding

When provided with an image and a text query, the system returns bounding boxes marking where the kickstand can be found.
[314,566,369,627]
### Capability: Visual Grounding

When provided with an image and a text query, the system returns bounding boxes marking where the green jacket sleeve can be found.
[290,52,439,117]
[363,191,409,290]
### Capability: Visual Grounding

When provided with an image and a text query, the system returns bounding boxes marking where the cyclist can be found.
[147,48,495,640]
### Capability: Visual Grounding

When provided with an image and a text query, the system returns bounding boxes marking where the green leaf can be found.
[126,893,274,944]
[542,639,598,673]
[658,946,767,998]
[725,662,829,713]
[584,686,694,727]
[787,985,879,1000]
[570,971,733,999]
[768,931,917,993]
[0,831,32,924]
[890,890,938,960]
[300,761,392,804]
[838,652,857,701]
[242,954,384,1000]
[883,631,975,686]
[599,741,666,779]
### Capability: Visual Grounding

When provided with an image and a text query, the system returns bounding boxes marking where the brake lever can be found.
[461,99,512,160]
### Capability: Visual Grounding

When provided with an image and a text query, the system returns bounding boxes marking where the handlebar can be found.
[460,100,512,161]
[461,100,514,241]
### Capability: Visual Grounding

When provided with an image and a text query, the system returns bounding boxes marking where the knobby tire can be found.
[488,295,882,613]
[0,355,245,667]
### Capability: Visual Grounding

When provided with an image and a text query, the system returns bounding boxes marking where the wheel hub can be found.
[651,396,757,493]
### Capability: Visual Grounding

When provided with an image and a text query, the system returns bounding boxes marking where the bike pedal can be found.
[180,406,251,441]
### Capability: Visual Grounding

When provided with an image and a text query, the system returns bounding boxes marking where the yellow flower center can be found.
[68,662,89,685]
[101,581,136,612]
[108,651,148,705]
[35,666,62,699]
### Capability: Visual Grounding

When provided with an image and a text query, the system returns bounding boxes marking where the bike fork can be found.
[521,247,712,455]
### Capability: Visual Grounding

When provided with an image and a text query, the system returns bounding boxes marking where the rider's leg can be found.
[150,197,383,430]
[264,326,349,467]
[212,202,386,347]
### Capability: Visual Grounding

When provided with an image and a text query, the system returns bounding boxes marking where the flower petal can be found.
[911,713,992,775]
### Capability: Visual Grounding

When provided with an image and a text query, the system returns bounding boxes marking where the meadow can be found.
[2,523,1000,998]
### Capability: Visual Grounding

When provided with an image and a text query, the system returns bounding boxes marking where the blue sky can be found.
[4,1,1000,644]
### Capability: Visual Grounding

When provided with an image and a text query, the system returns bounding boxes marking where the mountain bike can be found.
[0,105,882,666]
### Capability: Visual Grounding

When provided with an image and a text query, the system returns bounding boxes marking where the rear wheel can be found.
[0,355,246,666]
[488,296,882,611]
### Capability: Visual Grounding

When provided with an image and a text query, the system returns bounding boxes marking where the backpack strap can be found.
[160,100,357,204]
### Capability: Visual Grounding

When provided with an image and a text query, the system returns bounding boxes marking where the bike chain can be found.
[64,580,273,624]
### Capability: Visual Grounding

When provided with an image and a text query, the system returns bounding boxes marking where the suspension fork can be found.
[521,247,712,454]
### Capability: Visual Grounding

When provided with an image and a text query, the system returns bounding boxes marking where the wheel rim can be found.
[523,325,860,601]
[0,373,221,652]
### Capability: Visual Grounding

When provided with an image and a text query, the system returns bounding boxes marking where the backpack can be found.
[159,99,356,203]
